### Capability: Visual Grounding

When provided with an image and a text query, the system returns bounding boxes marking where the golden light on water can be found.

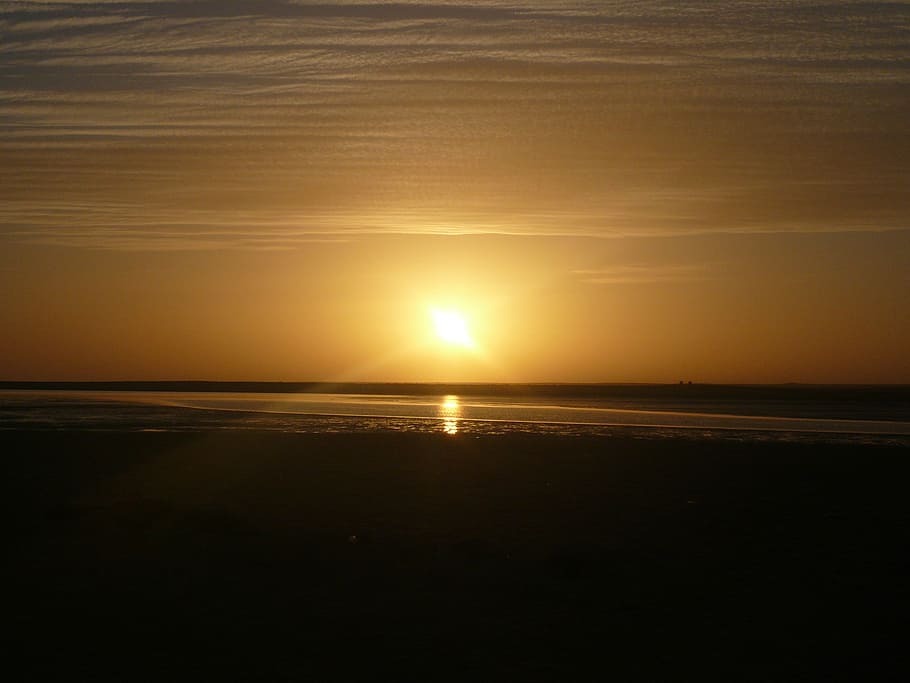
[439,395,461,435]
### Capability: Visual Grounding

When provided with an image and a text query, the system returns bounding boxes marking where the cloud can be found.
[574,263,710,285]
[1,1,909,248]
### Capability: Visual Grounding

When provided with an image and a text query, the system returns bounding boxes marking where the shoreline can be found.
[3,386,909,434]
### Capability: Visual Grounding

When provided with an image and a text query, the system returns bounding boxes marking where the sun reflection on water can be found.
[438,395,461,435]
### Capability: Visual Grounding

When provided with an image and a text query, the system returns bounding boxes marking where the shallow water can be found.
[1,390,908,445]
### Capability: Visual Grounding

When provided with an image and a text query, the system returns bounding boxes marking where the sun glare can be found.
[431,308,474,348]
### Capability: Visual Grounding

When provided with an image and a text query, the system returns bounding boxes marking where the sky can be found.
[1,0,908,383]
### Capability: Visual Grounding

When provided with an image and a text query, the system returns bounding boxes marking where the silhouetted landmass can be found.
[7,430,909,681]
[3,379,910,401]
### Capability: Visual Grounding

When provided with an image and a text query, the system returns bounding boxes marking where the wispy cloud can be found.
[2,1,909,248]
[574,263,710,285]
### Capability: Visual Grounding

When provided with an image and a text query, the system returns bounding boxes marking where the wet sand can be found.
[6,431,909,681]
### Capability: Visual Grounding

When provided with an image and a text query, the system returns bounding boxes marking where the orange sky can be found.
[1,1,908,383]
[3,231,907,383]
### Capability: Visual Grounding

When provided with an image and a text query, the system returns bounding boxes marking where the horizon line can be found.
[2,380,909,390]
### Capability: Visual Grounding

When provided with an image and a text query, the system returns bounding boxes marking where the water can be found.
[1,389,909,445]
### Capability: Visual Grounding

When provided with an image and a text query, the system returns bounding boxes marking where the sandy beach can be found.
[5,430,908,680]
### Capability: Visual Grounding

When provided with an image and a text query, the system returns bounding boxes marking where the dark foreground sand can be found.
[6,431,909,681]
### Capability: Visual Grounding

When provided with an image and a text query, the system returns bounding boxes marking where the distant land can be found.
[2,381,909,403]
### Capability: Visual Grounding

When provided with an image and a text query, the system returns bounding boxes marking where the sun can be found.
[431,308,474,348]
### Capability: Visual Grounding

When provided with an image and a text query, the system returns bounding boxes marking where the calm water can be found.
[1,389,909,445]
